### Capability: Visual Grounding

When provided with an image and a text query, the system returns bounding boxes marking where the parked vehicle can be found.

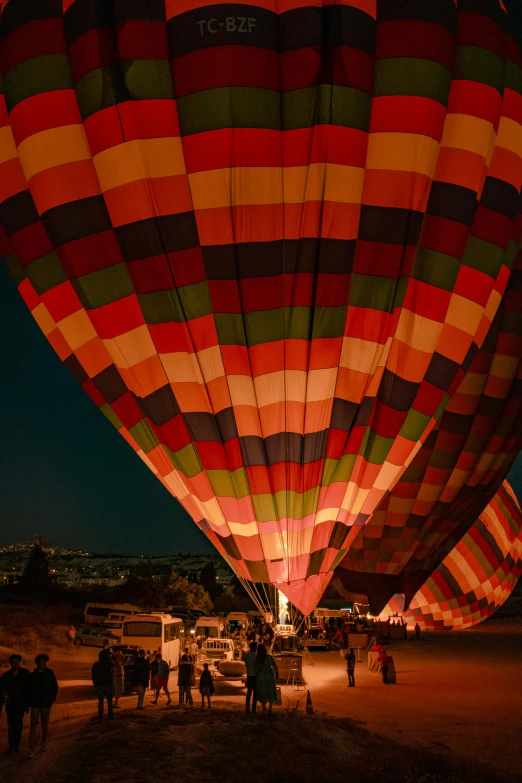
[270,626,303,683]
[314,608,346,621]
[84,603,142,624]
[99,619,123,635]
[198,638,236,666]
[166,608,201,636]
[195,616,225,639]
[197,638,246,683]
[74,625,120,647]
[121,613,184,670]
[226,612,250,636]
[300,617,330,649]
[110,644,140,695]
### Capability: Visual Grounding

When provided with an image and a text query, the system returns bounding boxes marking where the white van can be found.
[84,602,142,624]
[195,616,225,639]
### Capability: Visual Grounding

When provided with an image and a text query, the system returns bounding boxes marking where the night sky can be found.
[1,2,522,555]
[0,261,212,555]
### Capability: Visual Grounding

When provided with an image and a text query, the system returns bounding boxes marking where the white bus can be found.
[121,613,184,670]
[84,603,142,624]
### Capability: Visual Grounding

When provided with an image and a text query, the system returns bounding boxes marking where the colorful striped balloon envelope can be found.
[334,244,522,609]
[1,1,522,613]
[380,481,522,630]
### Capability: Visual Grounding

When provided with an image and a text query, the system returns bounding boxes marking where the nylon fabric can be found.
[381,481,522,630]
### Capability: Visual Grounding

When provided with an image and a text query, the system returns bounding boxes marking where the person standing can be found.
[152,654,171,706]
[387,653,397,684]
[414,623,421,641]
[379,650,391,685]
[67,626,77,655]
[177,654,194,707]
[131,649,150,710]
[189,637,199,659]
[112,651,124,709]
[91,650,114,722]
[345,648,356,687]
[0,654,31,754]
[333,626,345,648]
[199,663,214,709]
[149,654,159,695]
[382,620,390,647]
[244,641,258,714]
[27,654,58,758]
[255,644,278,714]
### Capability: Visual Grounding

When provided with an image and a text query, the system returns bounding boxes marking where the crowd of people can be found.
[307,613,422,650]
[0,614,414,753]
[227,621,274,648]
[0,653,58,757]
[87,635,281,719]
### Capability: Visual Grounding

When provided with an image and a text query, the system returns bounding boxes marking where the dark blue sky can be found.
[0,261,213,555]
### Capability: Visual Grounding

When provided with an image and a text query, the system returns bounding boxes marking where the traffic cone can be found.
[306,690,314,714]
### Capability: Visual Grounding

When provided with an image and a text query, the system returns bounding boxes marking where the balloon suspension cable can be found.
[237,576,262,614]
[238,577,277,623]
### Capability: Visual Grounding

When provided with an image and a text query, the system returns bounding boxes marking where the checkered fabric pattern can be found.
[337,243,522,582]
[382,481,522,630]
[1,1,522,614]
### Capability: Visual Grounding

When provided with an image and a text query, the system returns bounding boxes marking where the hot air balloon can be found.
[379,481,522,630]
[334,246,522,612]
[1,0,522,614]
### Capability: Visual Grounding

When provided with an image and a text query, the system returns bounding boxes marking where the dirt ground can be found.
[0,617,520,781]
[303,618,522,775]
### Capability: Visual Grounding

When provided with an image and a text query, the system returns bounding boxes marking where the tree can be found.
[163,575,213,614]
[118,573,213,614]
[200,561,217,590]
[19,544,53,592]
[231,574,248,599]
[199,561,223,600]
[118,573,157,606]
[213,590,253,612]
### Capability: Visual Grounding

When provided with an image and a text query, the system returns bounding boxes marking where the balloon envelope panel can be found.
[336,248,522,595]
[382,481,522,630]
[1,1,522,613]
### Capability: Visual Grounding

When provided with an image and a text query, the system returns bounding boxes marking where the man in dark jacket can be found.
[131,649,150,710]
[177,654,194,706]
[27,654,58,758]
[345,648,356,687]
[0,654,31,754]
[91,649,114,722]
[244,641,258,714]
[379,650,391,685]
